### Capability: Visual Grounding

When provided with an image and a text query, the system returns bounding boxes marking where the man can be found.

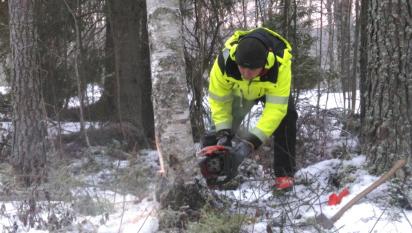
[204,27,297,191]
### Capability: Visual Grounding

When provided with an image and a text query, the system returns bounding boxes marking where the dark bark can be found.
[282,0,290,38]
[139,2,154,141]
[359,0,368,121]
[362,0,412,173]
[8,0,48,185]
[100,9,116,120]
[107,0,153,147]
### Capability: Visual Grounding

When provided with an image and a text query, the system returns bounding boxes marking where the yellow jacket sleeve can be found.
[250,49,292,142]
[208,59,234,131]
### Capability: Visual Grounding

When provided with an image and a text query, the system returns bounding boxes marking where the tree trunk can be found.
[282,0,290,38]
[108,0,152,146]
[63,0,90,146]
[101,9,116,119]
[335,0,352,108]
[342,0,352,108]
[146,0,195,180]
[326,0,335,73]
[8,0,48,186]
[139,3,155,141]
[351,0,360,113]
[362,0,412,173]
[359,0,368,121]
[316,0,323,112]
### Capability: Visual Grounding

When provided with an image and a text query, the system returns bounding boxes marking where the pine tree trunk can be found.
[8,0,47,185]
[362,0,412,173]
[146,0,195,180]
[359,0,368,121]
[139,3,155,141]
[108,0,151,146]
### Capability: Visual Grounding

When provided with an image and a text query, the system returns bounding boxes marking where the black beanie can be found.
[235,37,267,69]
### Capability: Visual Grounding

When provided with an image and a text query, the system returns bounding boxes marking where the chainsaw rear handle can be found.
[198,145,228,157]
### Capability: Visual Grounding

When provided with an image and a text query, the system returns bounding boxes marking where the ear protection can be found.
[265,49,275,69]
[233,32,277,69]
[229,43,238,60]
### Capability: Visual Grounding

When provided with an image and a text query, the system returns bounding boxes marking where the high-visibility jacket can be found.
[208,27,292,145]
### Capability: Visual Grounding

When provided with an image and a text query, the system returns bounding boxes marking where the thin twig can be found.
[137,207,156,233]
[117,194,126,233]
[61,0,90,147]
[368,204,388,233]
[401,208,412,230]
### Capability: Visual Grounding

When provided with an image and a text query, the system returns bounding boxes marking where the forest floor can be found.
[0,91,411,233]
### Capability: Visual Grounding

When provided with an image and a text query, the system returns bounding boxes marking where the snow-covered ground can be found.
[236,155,412,233]
[0,84,103,108]
[0,88,410,233]
[0,148,162,233]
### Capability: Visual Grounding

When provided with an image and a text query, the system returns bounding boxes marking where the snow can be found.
[235,155,412,233]
[204,154,411,233]
[300,89,361,113]
[0,86,9,95]
[90,197,159,233]
[67,84,103,108]
[0,119,162,233]
[1,88,411,233]
[0,85,103,108]
[10,197,160,233]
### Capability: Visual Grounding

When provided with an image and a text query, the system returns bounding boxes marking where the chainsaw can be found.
[198,145,236,188]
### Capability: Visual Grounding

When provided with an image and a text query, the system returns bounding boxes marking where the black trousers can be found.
[272,99,297,177]
[230,96,298,177]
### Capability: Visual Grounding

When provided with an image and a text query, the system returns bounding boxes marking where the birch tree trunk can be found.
[362,0,411,173]
[9,0,47,186]
[146,0,195,181]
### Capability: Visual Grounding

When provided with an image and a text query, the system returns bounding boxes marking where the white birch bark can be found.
[146,0,195,180]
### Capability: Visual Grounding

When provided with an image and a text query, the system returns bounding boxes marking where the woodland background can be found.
[0,0,410,232]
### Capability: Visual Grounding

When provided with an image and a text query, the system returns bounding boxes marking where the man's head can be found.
[235,37,267,80]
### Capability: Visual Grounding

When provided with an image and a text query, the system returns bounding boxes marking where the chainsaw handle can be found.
[331,159,406,223]
[198,145,230,157]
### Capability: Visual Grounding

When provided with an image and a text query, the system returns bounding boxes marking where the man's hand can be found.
[224,140,254,178]
[198,139,255,188]
[216,129,233,147]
